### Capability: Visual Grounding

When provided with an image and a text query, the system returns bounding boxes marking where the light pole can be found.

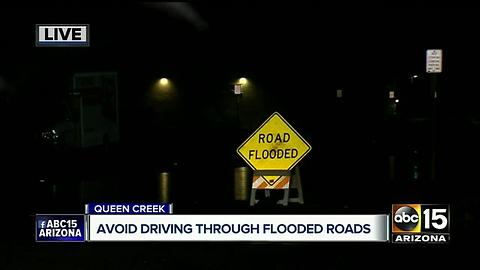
[234,77,248,126]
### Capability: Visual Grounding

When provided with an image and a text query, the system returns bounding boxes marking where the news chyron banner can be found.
[88,215,388,242]
[36,203,388,242]
[36,203,450,243]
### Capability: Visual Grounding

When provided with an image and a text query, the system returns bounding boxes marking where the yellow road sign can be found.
[237,112,311,172]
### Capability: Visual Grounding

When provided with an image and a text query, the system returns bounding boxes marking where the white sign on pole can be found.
[234,84,242,95]
[426,49,443,73]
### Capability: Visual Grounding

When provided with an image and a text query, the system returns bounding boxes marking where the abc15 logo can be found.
[392,204,450,233]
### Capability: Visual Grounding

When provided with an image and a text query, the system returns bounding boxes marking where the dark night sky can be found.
[2,4,480,186]
[2,5,480,76]
[2,4,480,173]
[1,5,479,136]
[0,5,477,130]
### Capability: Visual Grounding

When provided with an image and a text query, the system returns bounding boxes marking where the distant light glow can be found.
[159,78,169,86]
[412,75,419,78]
[395,99,399,103]
[239,77,248,85]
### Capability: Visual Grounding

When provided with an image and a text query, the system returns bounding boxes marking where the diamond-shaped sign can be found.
[237,112,311,173]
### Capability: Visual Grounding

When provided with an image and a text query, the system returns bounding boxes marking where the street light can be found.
[233,77,248,94]
[159,78,169,86]
[238,77,248,85]
[410,75,419,84]
[151,77,174,102]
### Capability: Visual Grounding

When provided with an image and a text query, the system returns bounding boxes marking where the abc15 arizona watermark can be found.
[392,204,450,243]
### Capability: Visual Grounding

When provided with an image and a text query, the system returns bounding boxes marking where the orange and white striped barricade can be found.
[249,166,304,206]
[250,170,290,206]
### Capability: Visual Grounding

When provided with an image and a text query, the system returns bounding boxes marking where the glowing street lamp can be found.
[159,78,169,86]
[238,77,247,85]
[234,77,248,95]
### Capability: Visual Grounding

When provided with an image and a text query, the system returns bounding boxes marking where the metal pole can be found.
[235,94,241,125]
[430,74,438,182]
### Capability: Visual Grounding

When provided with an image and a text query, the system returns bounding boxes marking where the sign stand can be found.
[277,166,304,205]
[250,170,290,206]
[249,166,304,206]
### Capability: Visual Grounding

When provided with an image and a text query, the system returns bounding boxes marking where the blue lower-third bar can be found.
[35,214,86,242]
